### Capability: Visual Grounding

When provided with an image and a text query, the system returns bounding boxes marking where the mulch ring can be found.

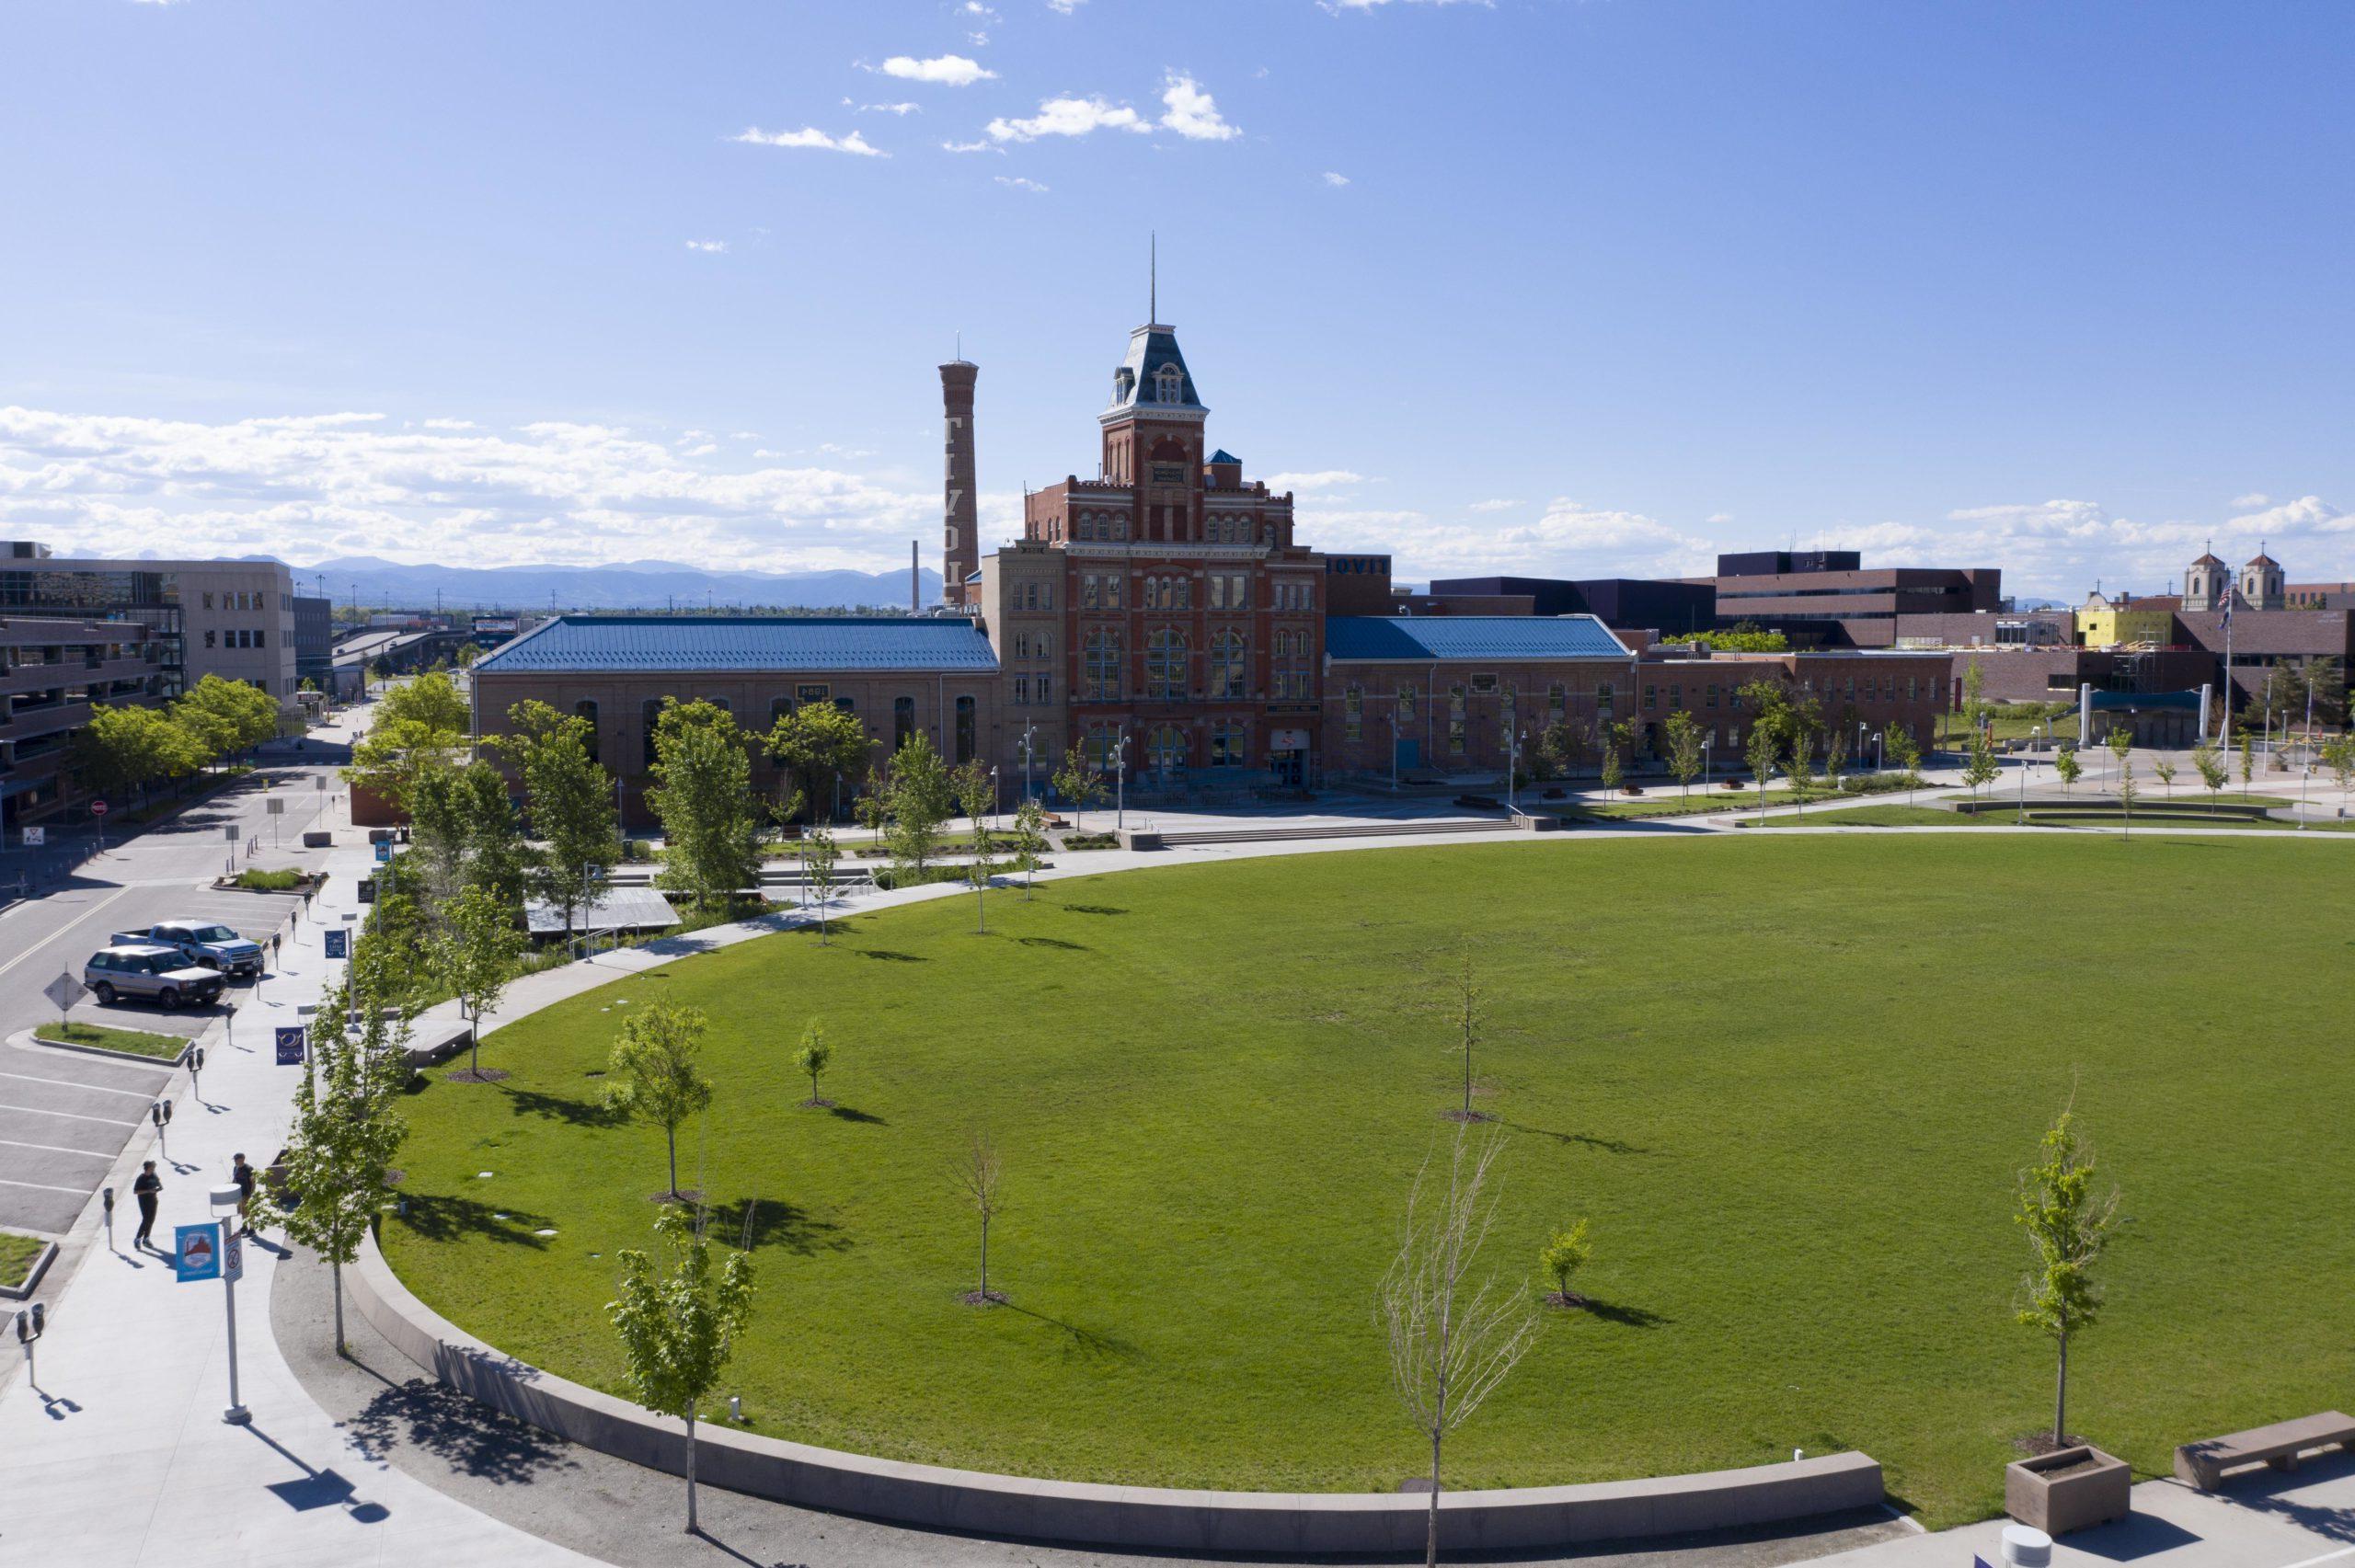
[1544,1290,1593,1310]
[645,1188,706,1206]
[959,1288,1008,1308]
[800,1096,837,1110]
[443,1067,511,1083]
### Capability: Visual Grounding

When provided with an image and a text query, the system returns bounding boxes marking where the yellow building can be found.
[2075,604,2174,647]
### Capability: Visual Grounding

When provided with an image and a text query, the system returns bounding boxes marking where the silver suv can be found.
[83,944,227,1011]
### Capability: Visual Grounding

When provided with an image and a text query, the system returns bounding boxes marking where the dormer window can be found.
[1154,365,1184,405]
[1113,368,1134,403]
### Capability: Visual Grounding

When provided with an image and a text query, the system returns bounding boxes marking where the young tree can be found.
[952,759,997,931]
[604,1002,715,1201]
[1743,722,1779,818]
[949,1132,1005,1305]
[281,959,409,1354]
[2154,760,2177,798]
[1051,742,1104,830]
[2016,1109,2120,1448]
[1598,720,1632,795]
[1779,742,1810,821]
[453,760,529,908]
[1452,951,1481,1122]
[1537,1219,1593,1308]
[799,822,840,944]
[346,716,466,817]
[2053,746,2083,797]
[764,702,873,824]
[1379,1126,1543,1568]
[1888,727,1923,805]
[503,700,621,939]
[2116,756,2137,838]
[884,734,954,880]
[1962,727,2001,806]
[436,884,526,1080]
[794,1020,832,1107]
[2193,738,2229,806]
[852,765,890,840]
[606,1205,756,1535]
[2236,730,2255,787]
[649,700,762,914]
[1961,657,1987,740]
[1821,715,1850,792]
[1008,797,1048,899]
[1662,711,1702,805]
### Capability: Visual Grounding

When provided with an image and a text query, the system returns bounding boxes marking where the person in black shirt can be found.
[231,1152,257,1237]
[132,1161,162,1250]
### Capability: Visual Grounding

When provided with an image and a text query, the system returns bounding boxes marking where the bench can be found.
[2174,1411,2355,1491]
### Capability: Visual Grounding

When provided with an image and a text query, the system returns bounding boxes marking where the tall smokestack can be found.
[939,358,979,606]
[911,540,919,613]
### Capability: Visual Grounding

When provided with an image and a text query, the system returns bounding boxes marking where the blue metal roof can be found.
[1209,449,1241,465]
[475,615,999,674]
[1324,615,1629,662]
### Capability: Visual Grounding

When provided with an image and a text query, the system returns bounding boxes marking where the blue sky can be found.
[4,0,2351,597]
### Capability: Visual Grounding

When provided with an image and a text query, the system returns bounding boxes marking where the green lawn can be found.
[35,1021,190,1059]
[382,837,2355,1528]
[0,1230,46,1288]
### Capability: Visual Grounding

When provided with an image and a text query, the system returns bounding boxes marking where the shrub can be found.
[1063,832,1119,850]
[234,867,305,891]
[868,865,967,893]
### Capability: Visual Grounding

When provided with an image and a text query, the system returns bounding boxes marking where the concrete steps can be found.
[1153,818,1507,847]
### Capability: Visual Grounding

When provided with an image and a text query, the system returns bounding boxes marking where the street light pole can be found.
[1115,729,1128,831]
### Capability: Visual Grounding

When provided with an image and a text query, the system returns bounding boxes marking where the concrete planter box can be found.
[2005,1445,2130,1535]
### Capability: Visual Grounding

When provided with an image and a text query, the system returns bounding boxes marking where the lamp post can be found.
[207,1185,250,1424]
[1114,730,1129,831]
[1507,725,1522,813]
[1703,732,1714,794]
[1020,723,1037,807]
[1387,711,1399,794]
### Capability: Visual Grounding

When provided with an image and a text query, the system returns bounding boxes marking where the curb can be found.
[0,1240,58,1301]
[12,1027,190,1069]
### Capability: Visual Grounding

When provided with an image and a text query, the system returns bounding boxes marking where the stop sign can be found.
[90,799,109,818]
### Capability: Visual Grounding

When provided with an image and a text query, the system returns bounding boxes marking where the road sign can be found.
[89,799,108,818]
[356,878,376,904]
[373,841,392,863]
[274,1026,306,1066]
[175,1222,221,1283]
[323,929,348,960]
[20,826,42,847]
[43,973,86,1013]
[223,1230,244,1284]
[265,798,285,816]
[316,775,326,791]
[224,825,240,841]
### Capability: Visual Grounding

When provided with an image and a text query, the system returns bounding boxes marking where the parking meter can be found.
[15,1304,42,1384]
[153,1098,173,1161]
[190,1045,206,1098]
[102,1184,115,1247]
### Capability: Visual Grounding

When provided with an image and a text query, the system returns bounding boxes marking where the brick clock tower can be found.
[999,314,1327,791]
[940,358,980,607]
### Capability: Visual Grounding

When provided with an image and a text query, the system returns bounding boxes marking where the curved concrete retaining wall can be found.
[352,1232,1884,1553]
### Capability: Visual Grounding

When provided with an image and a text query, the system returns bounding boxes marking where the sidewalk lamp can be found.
[207,1185,251,1425]
[1114,730,1130,831]
[1703,732,1714,793]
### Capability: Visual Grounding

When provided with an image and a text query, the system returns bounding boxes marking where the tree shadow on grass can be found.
[1501,1119,1655,1157]
[500,1085,626,1129]
[341,1355,577,1486]
[706,1196,852,1257]
[1003,1301,1141,1364]
[1017,936,1089,952]
[826,1104,887,1126]
[1581,1296,1671,1330]
[1061,904,1127,916]
[391,1194,555,1249]
[854,948,926,963]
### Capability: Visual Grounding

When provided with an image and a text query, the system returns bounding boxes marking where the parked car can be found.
[109,921,265,978]
[83,945,226,1010]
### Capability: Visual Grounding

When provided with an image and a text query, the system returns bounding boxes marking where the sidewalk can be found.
[0,796,592,1566]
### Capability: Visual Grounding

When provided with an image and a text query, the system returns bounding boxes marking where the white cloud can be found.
[1705,511,1734,525]
[986,95,1150,142]
[1158,73,1240,141]
[1467,498,1518,513]
[1045,0,1086,12]
[994,176,1051,193]
[968,30,990,45]
[2232,492,2270,509]
[1264,470,1364,493]
[732,126,888,157]
[856,102,921,116]
[941,139,1003,155]
[0,405,940,575]
[684,239,729,253]
[1321,171,1350,187]
[961,2,999,16]
[878,54,995,86]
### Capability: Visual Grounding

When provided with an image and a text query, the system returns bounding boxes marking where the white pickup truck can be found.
[108,921,266,979]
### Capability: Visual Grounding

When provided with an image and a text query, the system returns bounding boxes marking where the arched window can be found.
[1085,629,1122,700]
[1208,629,1246,699]
[1146,627,1189,699]
[1148,723,1187,775]
[573,700,599,761]
[1083,724,1120,771]
[893,695,915,750]
[641,698,664,770]
[769,695,794,725]
[1154,365,1184,404]
[955,695,976,763]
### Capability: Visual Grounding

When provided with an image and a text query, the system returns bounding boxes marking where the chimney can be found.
[911,540,919,614]
[940,359,980,606]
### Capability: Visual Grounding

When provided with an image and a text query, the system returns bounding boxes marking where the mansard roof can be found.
[1104,324,1206,418]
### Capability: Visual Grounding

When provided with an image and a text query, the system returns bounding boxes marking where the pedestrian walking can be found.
[132,1162,162,1250]
[231,1152,257,1237]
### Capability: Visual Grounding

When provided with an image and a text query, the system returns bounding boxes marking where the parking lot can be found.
[0,1038,173,1235]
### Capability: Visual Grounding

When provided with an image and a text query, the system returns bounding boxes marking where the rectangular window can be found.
[1014,676,1028,704]
[254,629,265,648]
[1038,674,1051,705]
[1398,684,1417,722]
[1706,683,1718,708]
[1209,575,1226,611]
[1345,686,1362,742]
[1448,685,1467,755]
[1644,684,1657,711]
[1083,576,1099,611]
[1908,676,1918,702]
[1548,683,1566,718]
[1668,683,1680,707]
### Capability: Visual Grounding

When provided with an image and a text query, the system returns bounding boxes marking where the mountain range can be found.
[269,556,941,612]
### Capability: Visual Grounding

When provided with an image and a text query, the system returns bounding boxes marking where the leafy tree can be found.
[1821,713,1850,791]
[649,700,762,914]
[794,1020,831,1106]
[69,703,200,805]
[2323,731,2355,794]
[606,1205,755,1535]
[2117,756,2137,838]
[1962,727,2001,803]
[1379,1126,1542,1568]
[1538,1219,1593,1307]
[952,759,997,931]
[2104,727,2131,792]
[949,1132,1005,1305]
[1961,657,1987,740]
[281,955,409,1353]
[799,822,840,944]
[373,670,470,733]
[1888,727,1923,804]
[1051,743,1104,829]
[604,1002,715,1201]
[2236,731,2255,786]
[177,673,281,759]
[2154,760,2177,798]
[2192,738,2228,804]
[852,764,890,838]
[764,702,872,823]
[1743,721,1779,817]
[1598,720,1630,794]
[346,672,471,814]
[1533,717,1579,781]
[2016,1109,2120,1447]
[2286,655,2346,726]
[500,701,620,940]
[1662,711,1702,804]
[436,884,526,1079]
[884,733,954,880]
[1779,741,1810,820]
[1008,797,1048,899]
[2053,746,2083,796]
